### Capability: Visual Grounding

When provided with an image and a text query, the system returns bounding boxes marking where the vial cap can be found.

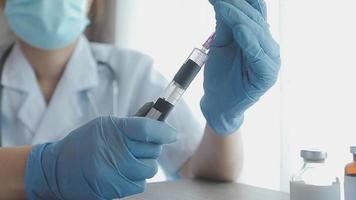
[301,150,327,162]
[350,146,356,154]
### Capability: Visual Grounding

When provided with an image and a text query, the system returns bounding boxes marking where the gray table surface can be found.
[124,179,290,200]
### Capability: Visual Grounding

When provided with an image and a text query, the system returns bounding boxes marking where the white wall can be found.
[280,0,356,192]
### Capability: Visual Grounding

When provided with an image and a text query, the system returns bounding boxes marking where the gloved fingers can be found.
[243,55,279,95]
[214,0,268,28]
[211,0,266,48]
[111,117,178,144]
[245,0,267,19]
[80,154,146,199]
[115,179,146,198]
[211,20,234,47]
[214,1,278,57]
[109,139,159,182]
[214,1,280,59]
[234,24,280,79]
[138,159,159,179]
[209,0,216,5]
[235,24,280,70]
[223,0,268,20]
[124,137,163,159]
[120,159,159,181]
[94,174,123,199]
[126,180,146,196]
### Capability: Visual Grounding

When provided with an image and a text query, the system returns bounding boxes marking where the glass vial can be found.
[290,150,340,200]
[344,146,356,200]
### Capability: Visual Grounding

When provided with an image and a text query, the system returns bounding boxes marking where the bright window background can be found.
[280,0,356,192]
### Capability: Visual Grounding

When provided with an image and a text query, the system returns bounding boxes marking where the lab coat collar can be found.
[32,36,100,143]
[1,43,46,133]
[1,36,100,137]
[59,36,99,92]
[1,43,38,92]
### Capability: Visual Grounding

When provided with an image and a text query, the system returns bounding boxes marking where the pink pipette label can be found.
[202,32,216,50]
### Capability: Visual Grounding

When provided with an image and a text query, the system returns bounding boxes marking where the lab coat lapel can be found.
[17,93,46,134]
[32,37,99,144]
[1,44,46,133]
[32,87,83,144]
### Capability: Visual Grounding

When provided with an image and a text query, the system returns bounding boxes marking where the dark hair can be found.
[89,0,104,25]
[86,0,111,43]
[86,0,116,44]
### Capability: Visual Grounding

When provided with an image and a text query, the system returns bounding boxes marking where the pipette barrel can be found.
[144,33,215,121]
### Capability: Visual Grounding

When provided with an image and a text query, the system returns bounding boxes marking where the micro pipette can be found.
[136,33,216,121]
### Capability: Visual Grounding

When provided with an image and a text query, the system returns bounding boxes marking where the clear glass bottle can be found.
[290,150,340,200]
[344,146,356,200]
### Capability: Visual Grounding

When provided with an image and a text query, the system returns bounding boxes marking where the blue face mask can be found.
[4,0,90,50]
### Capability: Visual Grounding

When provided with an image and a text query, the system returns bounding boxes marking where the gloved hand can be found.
[201,0,281,135]
[25,116,177,200]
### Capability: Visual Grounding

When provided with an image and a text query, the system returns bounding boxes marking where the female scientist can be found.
[0,0,280,199]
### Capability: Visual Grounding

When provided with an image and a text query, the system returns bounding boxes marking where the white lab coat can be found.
[0,36,203,176]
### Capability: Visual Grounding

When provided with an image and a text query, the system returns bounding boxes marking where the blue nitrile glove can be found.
[201,0,281,135]
[25,116,177,200]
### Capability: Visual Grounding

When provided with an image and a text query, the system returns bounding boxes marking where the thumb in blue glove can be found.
[25,116,177,200]
[201,0,281,135]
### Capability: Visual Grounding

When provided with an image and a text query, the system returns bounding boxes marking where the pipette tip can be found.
[202,32,216,50]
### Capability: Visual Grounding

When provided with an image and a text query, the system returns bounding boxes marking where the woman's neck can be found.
[19,40,78,104]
